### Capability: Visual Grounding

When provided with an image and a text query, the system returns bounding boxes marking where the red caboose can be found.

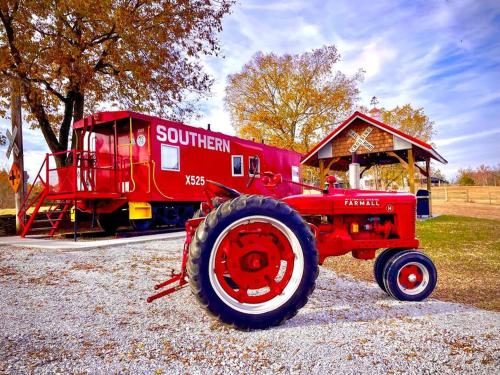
[18,111,302,236]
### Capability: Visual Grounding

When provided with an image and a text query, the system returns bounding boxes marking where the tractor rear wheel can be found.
[382,251,437,301]
[374,248,413,293]
[187,195,318,330]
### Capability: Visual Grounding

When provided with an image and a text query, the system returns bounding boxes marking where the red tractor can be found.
[148,174,437,330]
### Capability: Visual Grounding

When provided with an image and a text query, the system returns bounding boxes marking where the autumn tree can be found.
[0,0,233,166]
[456,164,499,186]
[381,104,434,142]
[0,169,15,208]
[457,169,475,186]
[225,46,362,153]
[365,104,435,189]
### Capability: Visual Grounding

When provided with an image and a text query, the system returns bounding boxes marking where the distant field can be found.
[432,201,500,220]
[324,215,500,311]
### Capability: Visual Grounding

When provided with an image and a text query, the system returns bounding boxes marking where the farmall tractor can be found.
[148,172,437,330]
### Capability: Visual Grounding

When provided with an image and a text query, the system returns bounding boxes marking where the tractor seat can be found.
[205,180,241,199]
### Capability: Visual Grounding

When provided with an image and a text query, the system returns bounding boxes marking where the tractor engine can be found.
[283,187,418,263]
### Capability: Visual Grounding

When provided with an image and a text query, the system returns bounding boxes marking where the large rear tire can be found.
[187,195,318,330]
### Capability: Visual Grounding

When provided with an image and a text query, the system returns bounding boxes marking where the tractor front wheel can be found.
[374,248,413,293]
[187,195,318,330]
[382,251,437,301]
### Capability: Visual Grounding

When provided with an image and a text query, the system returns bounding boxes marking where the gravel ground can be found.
[0,239,499,374]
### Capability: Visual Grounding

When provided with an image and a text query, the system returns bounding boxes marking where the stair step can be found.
[29,226,54,232]
[33,218,63,224]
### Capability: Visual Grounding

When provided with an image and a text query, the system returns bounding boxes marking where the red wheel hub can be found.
[398,264,423,289]
[214,222,295,304]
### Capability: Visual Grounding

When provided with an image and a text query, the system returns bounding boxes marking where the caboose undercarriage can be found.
[93,201,198,233]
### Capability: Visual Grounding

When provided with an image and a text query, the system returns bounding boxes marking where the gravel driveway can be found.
[0,239,498,374]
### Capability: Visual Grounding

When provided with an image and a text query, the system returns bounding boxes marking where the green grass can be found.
[324,215,500,311]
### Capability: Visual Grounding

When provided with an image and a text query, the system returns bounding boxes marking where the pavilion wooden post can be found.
[407,148,415,194]
[426,158,432,216]
[318,157,341,187]
[319,159,325,187]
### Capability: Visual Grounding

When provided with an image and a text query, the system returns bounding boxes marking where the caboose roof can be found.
[73,110,168,129]
[301,111,447,167]
[73,110,301,156]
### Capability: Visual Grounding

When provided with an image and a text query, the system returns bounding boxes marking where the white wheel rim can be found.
[396,261,429,296]
[208,215,304,315]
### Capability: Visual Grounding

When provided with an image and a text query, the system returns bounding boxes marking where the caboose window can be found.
[292,166,300,182]
[161,144,180,171]
[232,155,243,176]
[249,156,260,176]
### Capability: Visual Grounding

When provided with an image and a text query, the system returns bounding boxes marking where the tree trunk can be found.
[73,92,84,122]
[55,90,84,167]
[70,92,85,153]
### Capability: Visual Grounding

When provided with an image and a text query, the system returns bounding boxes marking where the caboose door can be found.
[78,131,96,192]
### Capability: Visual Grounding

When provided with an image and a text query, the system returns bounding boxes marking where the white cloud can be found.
[240,1,307,12]
[348,41,397,79]
[435,128,500,147]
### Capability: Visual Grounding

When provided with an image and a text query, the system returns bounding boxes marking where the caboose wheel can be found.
[382,251,437,302]
[97,212,120,234]
[131,218,156,231]
[374,248,413,293]
[187,195,318,330]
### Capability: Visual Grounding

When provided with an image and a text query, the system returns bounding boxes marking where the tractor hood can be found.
[283,189,416,216]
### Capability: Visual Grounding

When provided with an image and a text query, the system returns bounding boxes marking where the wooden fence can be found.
[429,186,500,205]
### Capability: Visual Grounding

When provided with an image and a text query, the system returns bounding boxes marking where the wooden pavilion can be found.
[301,110,447,199]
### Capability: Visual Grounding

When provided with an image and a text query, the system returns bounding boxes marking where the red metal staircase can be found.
[17,156,71,237]
[18,150,121,237]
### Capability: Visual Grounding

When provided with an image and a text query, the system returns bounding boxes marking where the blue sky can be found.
[1,0,499,180]
[194,0,500,179]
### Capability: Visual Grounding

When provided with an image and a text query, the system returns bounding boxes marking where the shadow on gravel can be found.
[283,272,473,329]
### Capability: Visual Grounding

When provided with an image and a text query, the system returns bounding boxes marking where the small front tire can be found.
[374,248,413,293]
[383,251,437,301]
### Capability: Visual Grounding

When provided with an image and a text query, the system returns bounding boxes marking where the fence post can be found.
[489,192,492,205]
[445,187,448,202]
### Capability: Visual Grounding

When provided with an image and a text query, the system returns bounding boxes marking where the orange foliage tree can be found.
[0,169,15,208]
[368,104,436,190]
[381,104,435,142]
[0,0,233,166]
[225,46,362,153]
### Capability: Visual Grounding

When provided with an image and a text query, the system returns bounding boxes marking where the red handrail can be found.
[18,154,48,222]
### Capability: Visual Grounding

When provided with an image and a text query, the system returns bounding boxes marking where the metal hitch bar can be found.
[146,218,204,303]
[146,271,188,303]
